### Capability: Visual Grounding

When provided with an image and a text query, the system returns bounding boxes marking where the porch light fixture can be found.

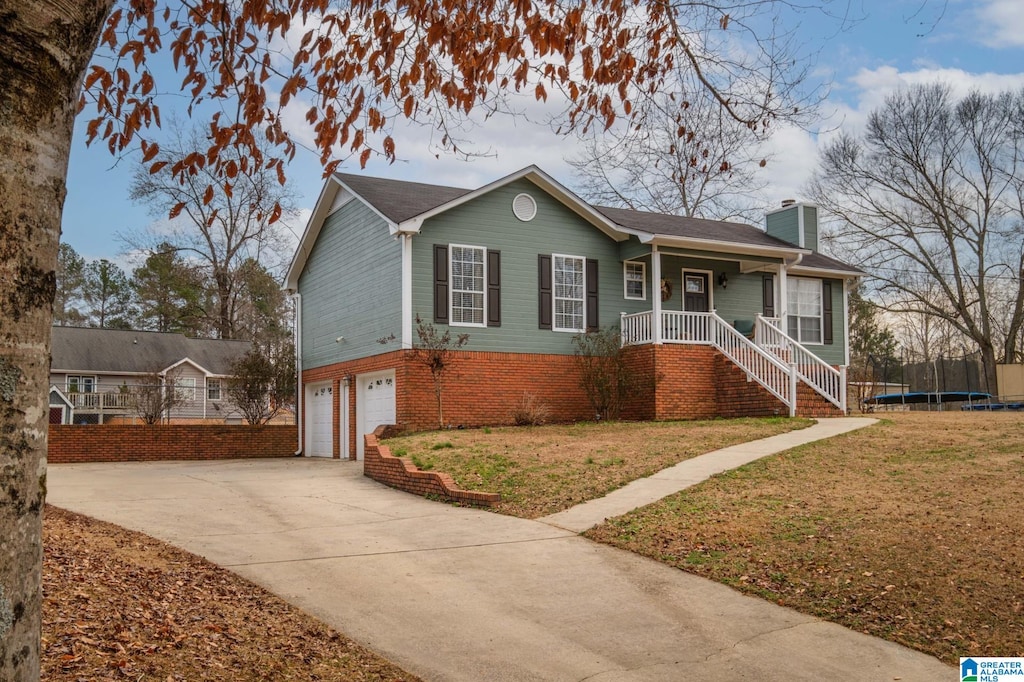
[718,273,729,289]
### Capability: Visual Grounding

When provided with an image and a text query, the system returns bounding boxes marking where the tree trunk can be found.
[0,2,113,679]
[979,342,999,397]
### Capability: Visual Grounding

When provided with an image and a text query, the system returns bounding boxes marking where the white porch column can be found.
[778,262,789,334]
[400,233,413,349]
[651,244,662,345]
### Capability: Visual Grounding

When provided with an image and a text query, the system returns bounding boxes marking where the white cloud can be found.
[976,0,1024,48]
[744,64,1024,207]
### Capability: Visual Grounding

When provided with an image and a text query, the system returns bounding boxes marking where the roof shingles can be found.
[332,171,861,275]
[51,327,250,376]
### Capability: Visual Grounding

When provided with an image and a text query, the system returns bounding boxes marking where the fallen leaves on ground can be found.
[42,505,419,681]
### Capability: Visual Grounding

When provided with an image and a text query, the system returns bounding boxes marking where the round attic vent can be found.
[512,193,538,221]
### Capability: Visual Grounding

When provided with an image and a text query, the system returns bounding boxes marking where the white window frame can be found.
[553,254,586,333]
[787,277,823,344]
[66,375,96,393]
[207,378,222,401]
[623,261,646,300]
[173,377,197,402]
[449,243,487,328]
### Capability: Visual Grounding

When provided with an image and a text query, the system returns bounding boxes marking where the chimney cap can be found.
[781,199,797,208]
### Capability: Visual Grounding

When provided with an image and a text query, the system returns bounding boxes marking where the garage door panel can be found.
[357,371,395,459]
[307,382,333,458]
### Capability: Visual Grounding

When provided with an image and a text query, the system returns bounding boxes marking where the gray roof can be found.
[593,205,800,251]
[334,172,862,274]
[797,252,863,274]
[336,173,470,223]
[51,327,251,376]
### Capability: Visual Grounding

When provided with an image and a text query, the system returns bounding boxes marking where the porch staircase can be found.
[620,310,846,417]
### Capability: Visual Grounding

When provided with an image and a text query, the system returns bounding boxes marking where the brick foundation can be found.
[363,426,500,506]
[303,346,843,459]
[48,424,298,463]
[303,349,594,458]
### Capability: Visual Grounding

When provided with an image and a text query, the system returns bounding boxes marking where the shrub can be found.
[510,393,550,426]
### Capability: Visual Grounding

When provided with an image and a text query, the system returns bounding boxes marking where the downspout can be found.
[292,291,303,456]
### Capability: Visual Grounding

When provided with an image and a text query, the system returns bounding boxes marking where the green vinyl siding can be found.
[802,205,819,251]
[412,178,634,354]
[298,199,401,369]
[766,205,800,246]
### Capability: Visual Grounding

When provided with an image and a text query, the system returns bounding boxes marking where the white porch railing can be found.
[754,315,846,411]
[621,310,796,415]
[67,390,135,411]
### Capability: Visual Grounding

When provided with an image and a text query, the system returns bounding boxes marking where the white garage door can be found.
[357,370,396,459]
[306,382,333,458]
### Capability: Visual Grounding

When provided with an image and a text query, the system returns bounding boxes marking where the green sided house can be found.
[284,166,862,459]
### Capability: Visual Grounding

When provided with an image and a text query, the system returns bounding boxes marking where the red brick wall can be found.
[363,427,500,506]
[48,424,298,463]
[302,347,844,458]
[303,350,594,457]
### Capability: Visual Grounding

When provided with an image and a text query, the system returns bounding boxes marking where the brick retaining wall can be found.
[363,426,500,506]
[48,424,298,463]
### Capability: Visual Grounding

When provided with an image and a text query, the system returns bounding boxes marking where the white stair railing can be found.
[754,315,845,410]
[708,314,795,415]
[619,310,798,416]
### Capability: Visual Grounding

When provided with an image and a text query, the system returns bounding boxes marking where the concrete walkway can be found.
[540,417,878,532]
[47,419,952,682]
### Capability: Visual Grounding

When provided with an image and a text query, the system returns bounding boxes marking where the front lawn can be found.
[384,417,811,518]
[584,411,1024,665]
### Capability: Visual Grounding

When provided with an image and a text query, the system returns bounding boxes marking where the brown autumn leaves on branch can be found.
[77,1,801,224]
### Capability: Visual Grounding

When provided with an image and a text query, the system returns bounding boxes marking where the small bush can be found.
[511,393,550,426]
[431,441,454,450]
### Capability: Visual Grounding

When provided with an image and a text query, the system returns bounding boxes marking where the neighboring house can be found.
[284,166,862,459]
[50,327,251,424]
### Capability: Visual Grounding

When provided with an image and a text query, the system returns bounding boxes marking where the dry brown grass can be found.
[585,411,1024,665]
[42,506,419,682]
[384,417,811,518]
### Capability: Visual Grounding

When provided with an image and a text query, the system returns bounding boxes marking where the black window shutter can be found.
[762,276,775,318]
[433,244,448,324]
[586,258,599,331]
[822,280,834,345]
[487,250,501,327]
[538,254,552,329]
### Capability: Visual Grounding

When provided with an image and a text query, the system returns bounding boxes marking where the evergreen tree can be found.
[132,244,207,335]
[54,243,86,326]
[82,258,133,329]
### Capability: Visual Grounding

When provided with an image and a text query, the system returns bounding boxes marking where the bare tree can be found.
[811,84,1024,393]
[409,317,469,429]
[130,370,187,425]
[1,1,841,677]
[127,125,296,339]
[226,346,296,425]
[568,86,770,222]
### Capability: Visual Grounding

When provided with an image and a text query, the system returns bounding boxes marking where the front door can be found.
[682,272,709,312]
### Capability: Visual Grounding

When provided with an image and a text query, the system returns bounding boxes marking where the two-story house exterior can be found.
[285,166,862,459]
[50,326,251,424]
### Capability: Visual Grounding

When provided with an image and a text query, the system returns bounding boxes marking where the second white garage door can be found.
[306,382,333,458]
[357,370,396,459]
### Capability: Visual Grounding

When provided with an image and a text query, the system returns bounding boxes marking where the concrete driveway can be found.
[48,458,952,681]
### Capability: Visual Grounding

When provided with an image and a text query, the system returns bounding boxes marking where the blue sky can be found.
[62,0,1024,267]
